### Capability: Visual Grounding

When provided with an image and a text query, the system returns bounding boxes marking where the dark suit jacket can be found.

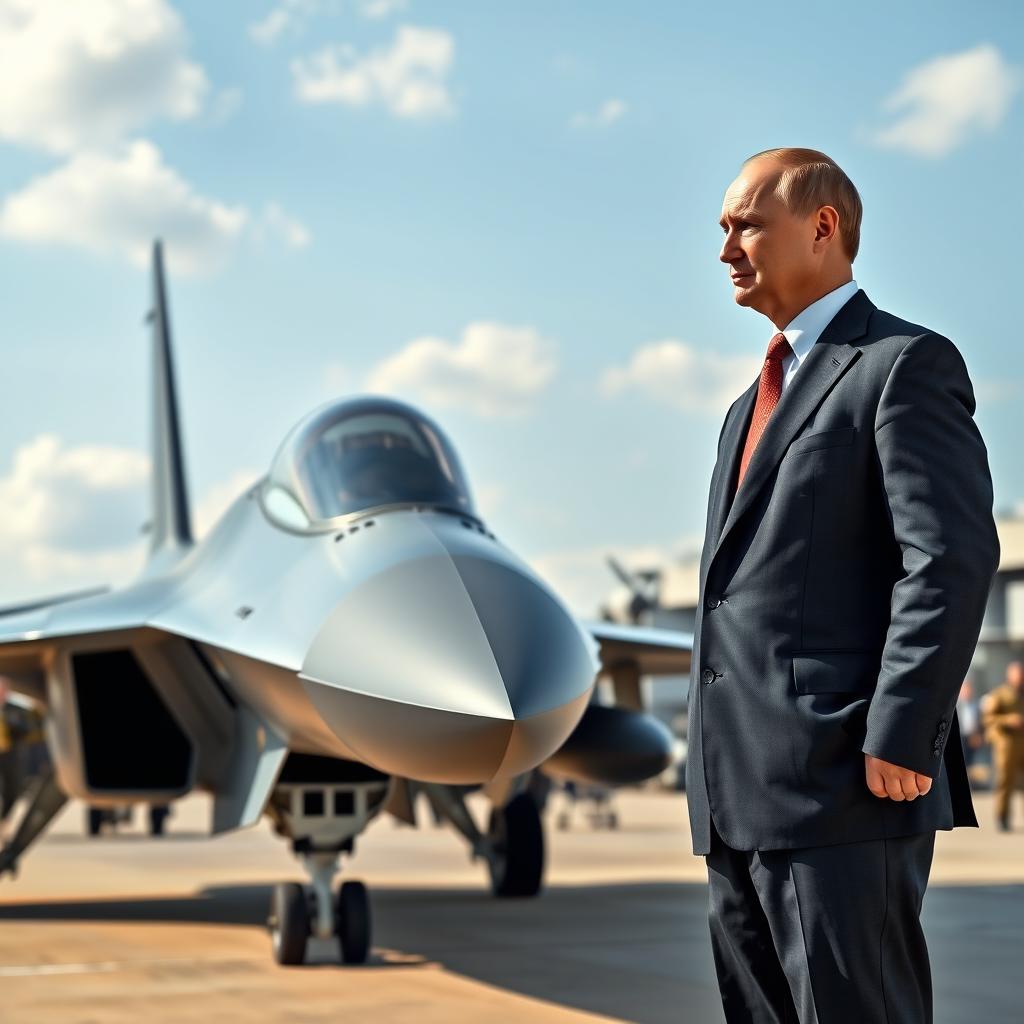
[685,287,1000,854]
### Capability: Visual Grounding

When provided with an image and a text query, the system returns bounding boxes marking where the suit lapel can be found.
[706,379,757,558]
[708,288,875,569]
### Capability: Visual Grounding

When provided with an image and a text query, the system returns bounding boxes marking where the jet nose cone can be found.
[300,546,599,784]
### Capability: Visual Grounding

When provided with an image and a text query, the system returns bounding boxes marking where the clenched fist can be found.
[864,754,933,801]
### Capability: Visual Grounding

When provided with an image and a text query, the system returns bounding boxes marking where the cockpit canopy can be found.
[262,396,476,531]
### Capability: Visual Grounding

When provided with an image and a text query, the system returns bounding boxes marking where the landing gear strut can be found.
[422,781,545,898]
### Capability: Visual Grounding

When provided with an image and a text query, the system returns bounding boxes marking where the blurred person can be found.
[0,678,18,842]
[956,678,984,772]
[687,147,999,1023]
[981,661,1024,832]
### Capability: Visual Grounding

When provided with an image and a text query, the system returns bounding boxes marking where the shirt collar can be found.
[781,279,859,367]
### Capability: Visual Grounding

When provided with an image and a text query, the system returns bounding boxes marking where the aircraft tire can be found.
[269,882,309,965]
[336,880,371,963]
[149,805,170,837]
[86,807,105,837]
[487,792,544,898]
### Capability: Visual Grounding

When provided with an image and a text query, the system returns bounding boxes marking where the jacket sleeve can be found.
[862,332,1000,776]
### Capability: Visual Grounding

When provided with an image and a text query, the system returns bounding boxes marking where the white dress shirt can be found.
[778,278,859,393]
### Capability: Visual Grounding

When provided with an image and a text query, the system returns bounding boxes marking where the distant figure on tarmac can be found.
[0,678,25,842]
[981,661,1024,832]
[957,678,984,773]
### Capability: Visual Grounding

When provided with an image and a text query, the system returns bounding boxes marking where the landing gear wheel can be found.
[487,792,544,897]
[269,882,309,965]
[148,804,170,836]
[86,807,105,837]
[336,880,371,963]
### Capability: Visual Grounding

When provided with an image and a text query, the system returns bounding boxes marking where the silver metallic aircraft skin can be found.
[3,495,601,786]
[0,241,693,963]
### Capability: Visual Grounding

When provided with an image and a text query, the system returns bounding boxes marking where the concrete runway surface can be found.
[0,787,1022,1023]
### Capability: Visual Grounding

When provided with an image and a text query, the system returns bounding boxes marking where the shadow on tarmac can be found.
[1,881,1023,1024]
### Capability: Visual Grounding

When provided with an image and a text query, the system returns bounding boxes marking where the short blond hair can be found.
[744,147,862,262]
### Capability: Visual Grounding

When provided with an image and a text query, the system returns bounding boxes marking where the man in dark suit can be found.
[686,147,1000,1023]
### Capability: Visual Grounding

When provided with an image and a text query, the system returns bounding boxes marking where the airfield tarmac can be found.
[0,788,1022,1024]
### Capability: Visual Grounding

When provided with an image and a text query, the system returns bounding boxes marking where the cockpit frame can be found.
[258,396,481,535]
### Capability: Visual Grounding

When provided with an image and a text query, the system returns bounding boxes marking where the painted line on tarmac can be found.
[0,956,262,977]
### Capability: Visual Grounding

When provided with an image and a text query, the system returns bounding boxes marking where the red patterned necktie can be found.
[735,331,793,492]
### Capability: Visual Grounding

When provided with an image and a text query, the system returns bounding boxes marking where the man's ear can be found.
[815,205,840,245]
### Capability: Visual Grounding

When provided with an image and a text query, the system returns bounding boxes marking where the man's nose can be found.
[719,230,741,265]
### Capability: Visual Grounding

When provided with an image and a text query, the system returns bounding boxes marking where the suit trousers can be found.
[705,816,936,1024]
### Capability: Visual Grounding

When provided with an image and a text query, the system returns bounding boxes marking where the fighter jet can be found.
[0,242,692,965]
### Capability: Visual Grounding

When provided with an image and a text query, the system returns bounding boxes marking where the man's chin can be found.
[732,279,758,305]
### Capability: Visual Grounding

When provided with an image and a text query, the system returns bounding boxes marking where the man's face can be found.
[1008,661,1024,691]
[718,158,823,319]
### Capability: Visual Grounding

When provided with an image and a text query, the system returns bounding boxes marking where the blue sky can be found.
[0,0,1021,613]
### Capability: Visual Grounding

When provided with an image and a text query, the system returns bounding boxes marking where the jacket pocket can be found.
[792,649,878,694]
[787,425,856,456]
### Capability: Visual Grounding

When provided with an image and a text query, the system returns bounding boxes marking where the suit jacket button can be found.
[701,668,716,685]
[705,595,721,610]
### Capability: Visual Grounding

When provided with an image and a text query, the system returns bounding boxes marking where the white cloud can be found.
[292,25,455,118]
[0,141,247,274]
[0,437,266,601]
[601,340,759,414]
[248,0,324,45]
[0,435,149,597]
[249,7,292,44]
[256,202,312,249]
[0,141,309,274]
[0,0,207,155]
[571,98,628,129]
[0,435,148,550]
[358,0,408,18]
[249,0,404,46]
[872,44,1021,158]
[363,322,557,417]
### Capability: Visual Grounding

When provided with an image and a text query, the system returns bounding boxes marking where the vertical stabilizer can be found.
[147,239,193,560]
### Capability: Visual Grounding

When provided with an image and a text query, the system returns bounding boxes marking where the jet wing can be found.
[581,620,692,678]
[0,580,171,702]
[0,585,111,621]
[0,589,103,700]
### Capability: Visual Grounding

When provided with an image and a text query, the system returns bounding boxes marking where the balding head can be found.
[719,148,862,329]
[742,148,862,261]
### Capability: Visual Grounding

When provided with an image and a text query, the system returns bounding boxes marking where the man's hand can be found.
[864,754,933,801]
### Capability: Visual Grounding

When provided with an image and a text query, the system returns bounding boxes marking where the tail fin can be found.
[146,239,193,561]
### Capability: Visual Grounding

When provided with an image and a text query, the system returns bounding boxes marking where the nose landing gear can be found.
[263,759,390,966]
[268,852,372,967]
